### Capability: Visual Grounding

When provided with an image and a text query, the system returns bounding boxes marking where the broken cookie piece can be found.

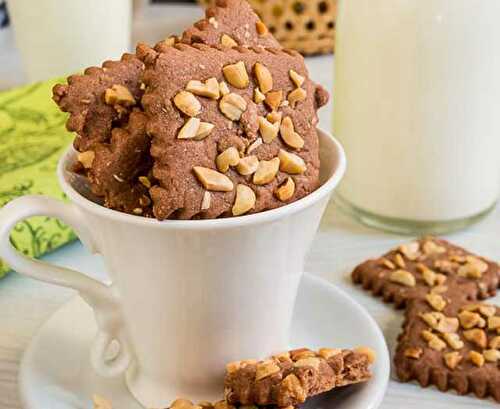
[351,237,499,308]
[224,347,373,407]
[394,288,500,402]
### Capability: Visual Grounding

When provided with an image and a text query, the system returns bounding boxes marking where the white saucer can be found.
[19,273,389,409]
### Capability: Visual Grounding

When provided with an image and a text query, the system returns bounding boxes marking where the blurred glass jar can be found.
[7,0,132,82]
[334,0,500,234]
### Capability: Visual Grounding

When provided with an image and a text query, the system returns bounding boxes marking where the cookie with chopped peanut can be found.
[223,347,374,407]
[181,0,280,49]
[138,42,328,220]
[351,237,500,309]
[394,287,500,402]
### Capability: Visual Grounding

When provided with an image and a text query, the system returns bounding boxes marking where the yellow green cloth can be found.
[0,79,76,278]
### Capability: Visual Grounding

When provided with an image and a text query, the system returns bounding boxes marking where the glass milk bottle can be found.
[334,0,500,234]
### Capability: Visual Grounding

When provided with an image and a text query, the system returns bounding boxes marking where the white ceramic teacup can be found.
[0,130,345,408]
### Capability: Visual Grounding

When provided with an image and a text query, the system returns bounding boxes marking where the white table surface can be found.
[1,3,500,409]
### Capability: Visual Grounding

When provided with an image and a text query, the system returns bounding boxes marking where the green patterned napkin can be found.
[0,79,76,279]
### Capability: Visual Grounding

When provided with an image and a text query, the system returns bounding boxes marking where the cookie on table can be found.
[137,42,328,219]
[394,286,500,402]
[351,237,500,309]
[224,346,374,407]
[181,0,280,49]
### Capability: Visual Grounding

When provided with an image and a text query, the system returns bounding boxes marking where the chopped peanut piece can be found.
[442,333,464,350]
[186,78,220,99]
[483,349,500,363]
[254,63,273,93]
[253,157,280,185]
[195,122,215,140]
[444,352,462,370]
[318,348,342,360]
[425,293,446,311]
[77,151,95,169]
[294,357,321,370]
[278,150,306,174]
[236,155,259,176]
[216,147,240,173]
[288,88,306,108]
[220,93,247,121]
[104,84,135,106]
[221,34,238,47]
[280,117,304,149]
[193,167,234,192]
[201,191,211,211]
[289,69,305,87]
[223,61,249,88]
[458,310,485,329]
[389,270,416,287]
[469,350,485,367]
[177,117,201,139]
[256,21,268,35]
[354,346,376,364]
[232,184,256,216]
[488,316,500,330]
[254,87,266,104]
[398,242,420,260]
[265,90,283,111]
[258,116,280,143]
[463,329,487,349]
[173,91,201,117]
[275,177,295,201]
[255,359,280,381]
[404,347,423,359]
[281,374,307,403]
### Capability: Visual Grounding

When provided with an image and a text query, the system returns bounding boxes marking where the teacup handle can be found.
[0,195,132,377]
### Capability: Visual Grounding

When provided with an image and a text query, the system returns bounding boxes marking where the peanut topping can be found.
[457,257,488,279]
[318,348,342,360]
[254,87,266,104]
[256,21,268,35]
[483,349,500,363]
[236,155,259,176]
[223,61,249,89]
[463,329,487,349]
[422,240,446,255]
[469,350,485,367]
[478,304,496,317]
[425,293,446,311]
[177,117,201,139]
[226,361,242,374]
[288,88,307,108]
[444,352,462,370]
[381,258,396,269]
[258,116,280,143]
[280,117,304,149]
[254,63,273,93]
[354,346,376,364]
[421,330,446,351]
[289,69,305,87]
[420,265,436,286]
[216,147,240,173]
[488,316,500,330]
[201,191,211,211]
[193,167,234,192]
[458,310,485,329]
[139,176,151,188]
[265,90,283,111]
[281,374,307,403]
[294,357,321,370]
[253,157,280,185]
[442,333,464,350]
[255,360,280,381]
[489,336,500,349]
[232,184,256,216]
[104,84,135,106]
[420,312,459,333]
[186,77,220,99]
[220,93,247,120]
[389,269,416,287]
[161,36,177,47]
[195,122,215,140]
[77,151,95,169]
[221,34,238,47]
[174,91,201,117]
[404,347,423,359]
[398,242,420,260]
[394,253,406,268]
[219,81,230,96]
[278,150,306,174]
[275,177,295,202]
[273,351,292,362]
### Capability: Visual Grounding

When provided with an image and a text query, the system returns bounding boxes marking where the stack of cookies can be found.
[52,0,329,220]
[352,236,500,402]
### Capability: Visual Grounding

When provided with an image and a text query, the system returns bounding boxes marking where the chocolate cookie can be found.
[138,42,328,220]
[53,0,284,217]
[224,347,373,407]
[181,0,280,49]
[351,237,500,309]
[394,288,500,402]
